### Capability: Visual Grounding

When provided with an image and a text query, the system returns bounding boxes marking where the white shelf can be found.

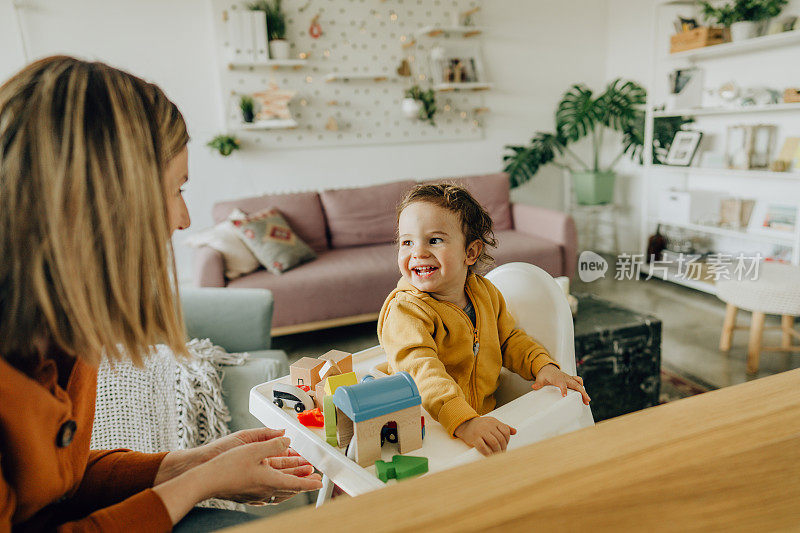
[433,82,491,92]
[641,264,718,295]
[228,59,307,70]
[415,26,483,38]
[238,119,298,130]
[653,102,800,117]
[650,166,800,181]
[324,73,394,82]
[668,30,800,61]
[653,219,796,246]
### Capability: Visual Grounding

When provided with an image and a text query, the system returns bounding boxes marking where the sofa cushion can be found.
[489,230,563,278]
[185,209,260,280]
[444,173,513,231]
[232,208,317,274]
[320,180,415,248]
[212,192,328,252]
[228,243,400,328]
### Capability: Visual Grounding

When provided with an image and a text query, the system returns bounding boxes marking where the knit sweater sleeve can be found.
[380,298,479,436]
[494,286,559,380]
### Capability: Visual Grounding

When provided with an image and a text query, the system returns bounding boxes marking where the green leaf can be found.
[556,85,597,143]
[596,78,646,132]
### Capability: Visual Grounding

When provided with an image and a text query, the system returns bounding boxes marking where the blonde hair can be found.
[397,182,498,273]
[0,56,189,369]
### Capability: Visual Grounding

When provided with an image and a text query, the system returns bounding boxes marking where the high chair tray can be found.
[249,345,591,496]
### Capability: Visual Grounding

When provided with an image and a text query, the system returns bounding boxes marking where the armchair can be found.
[180,287,289,432]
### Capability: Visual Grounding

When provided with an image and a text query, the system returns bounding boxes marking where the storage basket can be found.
[670,27,730,53]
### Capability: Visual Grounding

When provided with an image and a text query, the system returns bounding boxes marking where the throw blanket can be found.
[92,338,247,453]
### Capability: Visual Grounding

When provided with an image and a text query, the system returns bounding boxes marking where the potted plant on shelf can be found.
[403,85,437,126]
[240,95,255,123]
[207,134,241,157]
[248,0,289,60]
[699,0,788,41]
[503,78,645,205]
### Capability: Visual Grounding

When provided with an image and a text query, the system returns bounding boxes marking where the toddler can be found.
[378,183,590,456]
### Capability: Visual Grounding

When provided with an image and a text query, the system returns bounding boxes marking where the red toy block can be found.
[297,407,325,427]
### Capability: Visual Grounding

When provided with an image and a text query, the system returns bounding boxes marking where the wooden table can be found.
[230,369,800,532]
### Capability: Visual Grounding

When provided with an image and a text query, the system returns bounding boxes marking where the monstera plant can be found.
[503,78,646,205]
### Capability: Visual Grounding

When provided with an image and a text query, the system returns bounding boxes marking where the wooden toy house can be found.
[332,372,423,467]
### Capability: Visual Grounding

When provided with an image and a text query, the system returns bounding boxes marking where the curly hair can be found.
[397,182,497,272]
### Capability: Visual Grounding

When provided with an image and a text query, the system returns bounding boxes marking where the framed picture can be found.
[726,124,777,170]
[429,43,484,85]
[665,131,703,166]
[747,202,798,236]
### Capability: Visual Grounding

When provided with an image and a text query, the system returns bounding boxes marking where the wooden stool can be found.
[717,262,800,374]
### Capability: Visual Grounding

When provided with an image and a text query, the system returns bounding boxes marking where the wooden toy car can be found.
[272,383,315,413]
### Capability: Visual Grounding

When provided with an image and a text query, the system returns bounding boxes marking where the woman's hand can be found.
[453,416,517,456]
[153,433,322,524]
[532,364,591,405]
[154,428,290,485]
[198,437,323,504]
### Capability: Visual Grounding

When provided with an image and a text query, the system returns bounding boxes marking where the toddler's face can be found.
[397,201,479,301]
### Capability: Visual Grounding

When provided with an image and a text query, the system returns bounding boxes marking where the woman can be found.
[0,56,322,531]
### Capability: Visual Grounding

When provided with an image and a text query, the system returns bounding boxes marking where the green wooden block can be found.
[392,455,428,480]
[323,395,337,446]
[375,460,395,483]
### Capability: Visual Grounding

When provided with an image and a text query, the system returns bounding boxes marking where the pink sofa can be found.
[195,173,577,335]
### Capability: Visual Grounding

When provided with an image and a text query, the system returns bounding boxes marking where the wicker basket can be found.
[670,27,730,53]
[784,88,800,104]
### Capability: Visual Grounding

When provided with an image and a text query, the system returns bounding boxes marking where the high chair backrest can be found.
[485,262,576,406]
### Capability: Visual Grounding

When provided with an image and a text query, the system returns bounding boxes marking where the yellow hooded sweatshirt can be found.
[377,272,557,436]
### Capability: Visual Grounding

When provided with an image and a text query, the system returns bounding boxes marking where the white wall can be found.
[2,0,611,281]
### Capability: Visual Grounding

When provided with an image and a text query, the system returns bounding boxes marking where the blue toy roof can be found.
[332,371,421,422]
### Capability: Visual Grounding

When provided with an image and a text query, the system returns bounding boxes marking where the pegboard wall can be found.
[210,0,485,149]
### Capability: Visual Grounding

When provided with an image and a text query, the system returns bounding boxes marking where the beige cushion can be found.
[233,208,316,274]
[185,209,259,280]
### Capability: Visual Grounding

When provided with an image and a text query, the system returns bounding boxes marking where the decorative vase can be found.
[571,170,616,205]
[242,109,255,123]
[269,39,290,60]
[730,21,757,41]
[402,98,423,120]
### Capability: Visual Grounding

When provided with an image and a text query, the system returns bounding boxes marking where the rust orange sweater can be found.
[0,351,172,532]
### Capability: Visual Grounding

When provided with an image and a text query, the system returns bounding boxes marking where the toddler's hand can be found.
[533,364,591,405]
[454,416,516,456]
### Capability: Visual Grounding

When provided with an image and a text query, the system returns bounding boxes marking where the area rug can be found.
[659,368,714,404]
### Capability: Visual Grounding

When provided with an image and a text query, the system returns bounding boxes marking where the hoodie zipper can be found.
[443,286,480,408]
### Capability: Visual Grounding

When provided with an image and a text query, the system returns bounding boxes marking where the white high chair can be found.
[488,262,590,409]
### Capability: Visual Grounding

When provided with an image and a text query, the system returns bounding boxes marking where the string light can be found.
[444,104,451,112]
[418,74,426,81]
[460,111,467,118]
[298,52,308,59]
[306,76,313,83]
[400,35,407,42]
[300,99,308,106]
[324,49,331,57]
[390,12,398,21]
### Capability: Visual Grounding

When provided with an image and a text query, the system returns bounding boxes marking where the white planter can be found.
[269,40,290,60]
[730,21,757,41]
[402,98,423,120]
